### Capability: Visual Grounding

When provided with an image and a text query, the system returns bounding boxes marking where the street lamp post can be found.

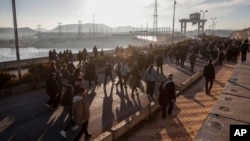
[211,18,217,35]
[11,0,21,79]
[200,10,208,20]
[200,10,208,35]
[171,0,176,48]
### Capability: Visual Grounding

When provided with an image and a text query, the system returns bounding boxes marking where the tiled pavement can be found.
[119,61,236,141]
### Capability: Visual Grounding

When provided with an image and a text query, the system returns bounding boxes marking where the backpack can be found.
[114,63,121,74]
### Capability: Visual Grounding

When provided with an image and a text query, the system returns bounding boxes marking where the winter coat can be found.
[85,62,97,81]
[203,63,215,79]
[46,77,59,95]
[158,79,176,106]
[72,95,90,125]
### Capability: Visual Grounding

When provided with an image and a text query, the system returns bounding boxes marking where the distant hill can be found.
[0,27,37,39]
[230,27,250,39]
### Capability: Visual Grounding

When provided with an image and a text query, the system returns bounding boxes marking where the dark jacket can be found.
[156,55,163,66]
[46,76,59,95]
[158,79,176,106]
[61,91,73,107]
[189,53,196,63]
[85,62,97,81]
[203,63,215,79]
[241,43,249,54]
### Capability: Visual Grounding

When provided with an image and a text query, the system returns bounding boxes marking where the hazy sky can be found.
[0,0,250,30]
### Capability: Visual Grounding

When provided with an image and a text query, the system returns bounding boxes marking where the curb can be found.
[0,82,45,98]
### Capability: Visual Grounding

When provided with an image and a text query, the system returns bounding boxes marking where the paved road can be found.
[0,56,208,141]
[118,61,236,141]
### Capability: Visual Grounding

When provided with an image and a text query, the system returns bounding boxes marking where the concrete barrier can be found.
[0,57,49,70]
[148,101,160,114]
[110,108,150,140]
[0,82,46,98]
[93,131,113,141]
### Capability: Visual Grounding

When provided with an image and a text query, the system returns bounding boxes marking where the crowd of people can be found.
[44,37,249,139]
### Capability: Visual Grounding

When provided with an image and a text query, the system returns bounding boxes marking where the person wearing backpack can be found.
[158,73,176,119]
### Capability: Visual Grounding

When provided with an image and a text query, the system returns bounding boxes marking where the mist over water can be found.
[0,47,114,62]
[0,35,156,62]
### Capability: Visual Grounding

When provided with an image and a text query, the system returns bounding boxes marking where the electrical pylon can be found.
[58,22,63,39]
[37,24,42,40]
[78,20,83,38]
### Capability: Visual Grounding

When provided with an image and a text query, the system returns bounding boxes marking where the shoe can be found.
[60,130,67,138]
[72,125,79,131]
[85,133,92,139]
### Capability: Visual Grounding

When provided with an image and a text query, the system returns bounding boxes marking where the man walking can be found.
[158,73,176,119]
[156,54,163,74]
[203,60,215,94]
[240,39,249,63]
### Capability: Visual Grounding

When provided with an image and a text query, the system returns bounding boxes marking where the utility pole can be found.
[171,0,176,48]
[93,15,95,38]
[153,0,158,40]
[211,18,217,35]
[12,0,21,79]
[37,24,42,40]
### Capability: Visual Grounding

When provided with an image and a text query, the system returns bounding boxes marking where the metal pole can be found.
[171,0,176,48]
[211,18,216,35]
[93,15,95,38]
[12,0,21,79]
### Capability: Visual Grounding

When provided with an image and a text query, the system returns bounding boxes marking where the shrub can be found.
[27,63,50,82]
[93,56,108,68]
[0,71,16,89]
